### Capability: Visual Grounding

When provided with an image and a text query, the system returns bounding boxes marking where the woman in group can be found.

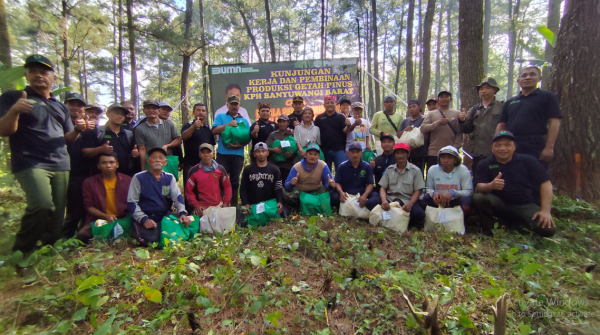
[293,107,321,158]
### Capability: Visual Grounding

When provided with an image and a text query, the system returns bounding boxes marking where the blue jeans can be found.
[324,150,346,173]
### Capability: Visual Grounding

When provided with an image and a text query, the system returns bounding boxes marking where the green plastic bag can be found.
[247,199,280,227]
[298,145,325,161]
[270,136,298,162]
[362,149,376,162]
[187,215,200,239]
[91,215,132,240]
[158,215,199,247]
[299,191,332,216]
[222,119,251,147]
[145,155,179,181]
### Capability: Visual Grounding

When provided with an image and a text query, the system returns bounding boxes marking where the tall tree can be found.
[550,0,599,200]
[366,11,374,114]
[228,0,263,63]
[264,0,276,62]
[483,0,491,73]
[506,0,521,100]
[0,0,11,70]
[458,0,484,110]
[180,0,194,124]
[417,0,436,106]
[446,0,454,108]
[126,0,138,108]
[393,2,406,97]
[406,0,415,101]
[416,0,422,85]
[320,0,325,58]
[199,0,208,109]
[371,0,381,112]
[118,0,125,101]
[434,1,442,94]
[542,0,560,90]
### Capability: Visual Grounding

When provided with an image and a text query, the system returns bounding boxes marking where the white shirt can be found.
[214,104,251,121]
[346,117,370,151]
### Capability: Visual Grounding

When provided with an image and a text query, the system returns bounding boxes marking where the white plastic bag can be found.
[398,127,424,149]
[339,193,370,219]
[199,204,236,233]
[424,206,465,234]
[368,202,410,233]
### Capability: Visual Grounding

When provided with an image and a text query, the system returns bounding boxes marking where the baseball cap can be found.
[426,97,437,104]
[383,95,397,102]
[408,99,421,106]
[227,95,240,104]
[107,103,129,115]
[380,133,395,142]
[351,102,365,109]
[437,90,452,98]
[147,147,168,157]
[476,77,500,91]
[292,96,304,103]
[305,143,321,153]
[199,143,214,152]
[492,130,515,143]
[85,105,104,115]
[158,101,173,111]
[338,95,351,105]
[348,142,363,152]
[277,114,289,121]
[24,54,54,71]
[143,99,160,107]
[64,92,86,105]
[254,142,268,151]
[393,143,410,152]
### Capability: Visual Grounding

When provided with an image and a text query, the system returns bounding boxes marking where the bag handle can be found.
[384,113,399,133]
[438,110,457,136]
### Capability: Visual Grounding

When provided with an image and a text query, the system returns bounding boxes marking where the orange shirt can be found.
[104,177,117,217]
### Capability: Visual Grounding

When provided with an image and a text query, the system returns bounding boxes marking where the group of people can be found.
[0,55,560,258]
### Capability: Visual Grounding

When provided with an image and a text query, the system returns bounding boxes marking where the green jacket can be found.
[459,98,504,157]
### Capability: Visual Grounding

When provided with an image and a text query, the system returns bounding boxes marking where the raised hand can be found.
[290,176,298,186]
[345,118,351,126]
[458,108,467,121]
[327,174,336,188]
[253,124,260,133]
[131,144,139,158]
[9,91,33,114]
[491,172,504,190]
[101,141,114,154]
[193,116,203,128]
[74,114,88,132]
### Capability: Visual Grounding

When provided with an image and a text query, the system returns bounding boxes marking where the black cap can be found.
[437,90,452,98]
[24,54,54,71]
[64,92,86,105]
[408,99,421,106]
[147,147,168,157]
[85,105,104,115]
[107,103,129,115]
[492,130,515,143]
[380,133,395,142]
[337,95,351,105]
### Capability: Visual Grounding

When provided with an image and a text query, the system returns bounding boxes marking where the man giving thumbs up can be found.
[181,102,216,183]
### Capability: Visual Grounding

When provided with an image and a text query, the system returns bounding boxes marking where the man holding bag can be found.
[398,99,427,174]
[127,147,190,246]
[331,142,377,210]
[240,142,287,224]
[211,95,250,207]
[266,114,297,181]
[284,143,336,206]
[424,146,473,213]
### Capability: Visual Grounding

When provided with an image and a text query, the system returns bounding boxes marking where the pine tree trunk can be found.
[418,0,436,106]
[458,0,484,110]
[371,0,381,112]
[0,0,12,71]
[78,50,84,95]
[542,0,560,90]
[483,0,491,73]
[446,0,454,108]
[435,0,442,94]
[550,0,600,201]
[264,0,276,62]
[416,0,422,86]
[126,0,138,109]
[199,0,208,109]
[320,0,325,59]
[61,0,71,90]
[83,50,88,101]
[406,0,415,101]
[180,0,193,125]
[394,4,406,97]
[366,11,375,115]
[112,0,118,102]
[118,0,125,101]
[506,0,520,100]
[382,27,387,86]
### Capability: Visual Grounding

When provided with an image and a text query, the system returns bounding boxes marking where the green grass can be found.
[0,174,599,334]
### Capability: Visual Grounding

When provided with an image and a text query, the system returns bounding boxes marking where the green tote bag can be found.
[246,198,280,227]
[299,191,332,216]
[222,120,251,147]
[91,215,132,240]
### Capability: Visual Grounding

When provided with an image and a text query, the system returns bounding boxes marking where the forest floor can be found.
[0,171,599,335]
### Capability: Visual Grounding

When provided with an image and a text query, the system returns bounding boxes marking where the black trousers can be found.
[426,156,438,173]
[63,175,86,238]
[409,156,427,177]
[216,154,245,207]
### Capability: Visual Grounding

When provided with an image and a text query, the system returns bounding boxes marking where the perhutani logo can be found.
[211,66,260,75]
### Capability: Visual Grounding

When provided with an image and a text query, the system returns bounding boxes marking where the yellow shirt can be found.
[104,177,118,217]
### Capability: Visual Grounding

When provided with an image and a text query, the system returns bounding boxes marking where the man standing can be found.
[398,100,427,173]
[424,146,473,213]
[127,147,190,246]
[369,95,404,141]
[134,99,182,170]
[212,95,251,208]
[421,91,462,172]
[214,83,251,121]
[250,102,278,158]
[473,131,556,237]
[121,100,136,131]
[266,114,296,181]
[185,144,232,216]
[0,55,88,256]
[82,103,138,177]
[346,102,371,154]
[181,103,216,180]
[314,96,352,171]
[425,97,438,111]
[331,142,377,210]
[458,77,504,175]
[496,66,561,169]
[240,142,286,219]
[79,153,132,243]
[288,96,305,130]
[376,143,425,228]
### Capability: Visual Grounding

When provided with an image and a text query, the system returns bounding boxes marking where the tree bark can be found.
[435,1,443,94]
[483,0,491,74]
[458,0,484,110]
[320,0,325,59]
[418,0,436,106]
[264,0,276,62]
[394,4,406,97]
[83,50,88,101]
[61,0,71,89]
[446,0,454,108]
[112,0,118,102]
[416,0,422,86]
[126,0,138,109]
[506,0,520,100]
[406,0,415,101]
[118,0,125,101]
[371,0,381,112]
[78,50,84,95]
[180,0,193,125]
[550,0,600,201]
[0,0,12,70]
[199,0,208,110]
[366,11,375,115]
[238,2,262,63]
[542,0,560,90]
